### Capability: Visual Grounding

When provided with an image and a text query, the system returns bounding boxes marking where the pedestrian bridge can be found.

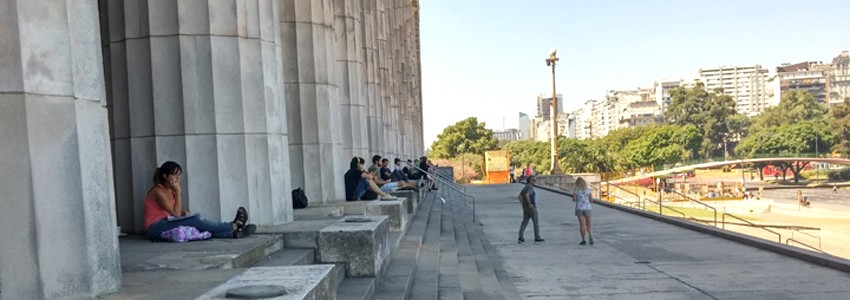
[611,157,850,184]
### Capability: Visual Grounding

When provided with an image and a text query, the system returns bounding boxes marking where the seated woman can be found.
[145,161,256,241]
[345,157,397,201]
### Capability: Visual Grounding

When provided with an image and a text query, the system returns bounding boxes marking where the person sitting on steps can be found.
[345,156,396,201]
[144,161,256,241]
[369,155,418,192]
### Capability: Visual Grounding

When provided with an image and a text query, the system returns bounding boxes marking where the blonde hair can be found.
[574,177,588,191]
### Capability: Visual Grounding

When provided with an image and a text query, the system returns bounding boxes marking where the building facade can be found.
[0,0,424,298]
[493,128,521,142]
[698,65,770,116]
[537,93,564,121]
[829,51,850,105]
[518,112,531,140]
[775,61,829,103]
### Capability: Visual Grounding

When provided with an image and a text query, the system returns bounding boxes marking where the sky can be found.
[419,0,850,150]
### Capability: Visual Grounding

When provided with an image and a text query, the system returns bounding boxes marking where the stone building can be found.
[0,0,423,298]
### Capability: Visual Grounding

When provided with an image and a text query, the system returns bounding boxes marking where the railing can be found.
[786,238,824,253]
[662,188,718,227]
[790,230,822,250]
[411,164,477,222]
[640,197,687,219]
[722,213,782,243]
[606,183,648,209]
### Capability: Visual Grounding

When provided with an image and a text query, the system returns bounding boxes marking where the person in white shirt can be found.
[571,177,594,245]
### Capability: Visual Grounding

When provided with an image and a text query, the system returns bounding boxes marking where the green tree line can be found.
[429,84,850,181]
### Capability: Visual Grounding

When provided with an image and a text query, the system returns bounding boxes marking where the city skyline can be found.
[420,0,850,149]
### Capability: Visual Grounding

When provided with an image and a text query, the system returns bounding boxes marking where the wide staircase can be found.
[108,171,519,299]
[372,183,520,299]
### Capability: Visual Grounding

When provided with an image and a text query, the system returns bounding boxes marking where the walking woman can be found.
[145,161,256,241]
[572,177,593,245]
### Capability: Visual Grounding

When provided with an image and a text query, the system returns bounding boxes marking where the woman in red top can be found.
[145,161,255,241]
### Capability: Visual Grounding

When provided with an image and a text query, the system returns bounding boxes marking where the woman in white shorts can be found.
[572,177,593,245]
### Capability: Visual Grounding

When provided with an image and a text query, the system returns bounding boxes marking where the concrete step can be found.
[448,199,485,299]
[119,234,284,272]
[253,248,315,267]
[373,190,439,299]
[257,218,341,249]
[338,277,376,300]
[409,192,443,300]
[455,202,505,299]
[294,205,345,221]
[455,200,521,299]
[438,195,463,299]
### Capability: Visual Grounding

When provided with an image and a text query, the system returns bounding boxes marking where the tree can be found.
[503,140,550,174]
[430,117,500,159]
[665,83,741,157]
[749,90,829,133]
[830,98,850,157]
[736,121,834,183]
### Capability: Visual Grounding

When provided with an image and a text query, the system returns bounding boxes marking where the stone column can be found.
[363,0,383,156]
[280,0,346,203]
[0,0,121,298]
[103,0,293,233]
[334,0,369,160]
[377,0,393,157]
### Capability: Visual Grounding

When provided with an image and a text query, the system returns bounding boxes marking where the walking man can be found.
[518,176,544,243]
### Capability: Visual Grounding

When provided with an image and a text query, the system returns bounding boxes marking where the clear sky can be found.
[419,0,850,150]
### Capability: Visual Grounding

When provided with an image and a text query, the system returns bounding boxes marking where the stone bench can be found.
[389,189,418,214]
[364,197,409,233]
[317,216,390,277]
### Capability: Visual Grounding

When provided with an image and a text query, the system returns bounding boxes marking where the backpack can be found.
[292,188,309,209]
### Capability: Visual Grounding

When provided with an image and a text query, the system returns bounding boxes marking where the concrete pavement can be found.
[466,183,850,299]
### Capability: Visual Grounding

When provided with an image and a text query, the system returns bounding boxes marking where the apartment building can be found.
[698,65,770,116]
[537,93,564,121]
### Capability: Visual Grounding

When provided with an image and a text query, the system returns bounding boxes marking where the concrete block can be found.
[210,36,245,133]
[389,189,417,214]
[178,35,216,134]
[317,216,390,277]
[198,265,338,300]
[364,198,409,232]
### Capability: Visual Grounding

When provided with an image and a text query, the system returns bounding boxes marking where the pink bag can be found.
[160,226,212,243]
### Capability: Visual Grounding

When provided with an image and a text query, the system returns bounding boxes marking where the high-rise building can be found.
[775,61,829,103]
[654,78,682,111]
[829,51,850,105]
[518,112,531,140]
[537,93,564,121]
[698,65,770,116]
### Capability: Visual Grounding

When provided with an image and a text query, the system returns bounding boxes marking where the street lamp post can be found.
[815,131,819,182]
[545,49,563,175]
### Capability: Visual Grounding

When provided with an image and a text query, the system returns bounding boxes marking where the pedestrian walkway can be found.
[466,183,850,299]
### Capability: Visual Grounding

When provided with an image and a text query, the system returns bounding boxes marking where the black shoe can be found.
[231,224,257,239]
[580,240,586,245]
[518,238,525,244]
[431,187,439,190]
[534,238,545,242]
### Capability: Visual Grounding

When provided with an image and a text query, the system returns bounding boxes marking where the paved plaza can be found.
[466,184,850,299]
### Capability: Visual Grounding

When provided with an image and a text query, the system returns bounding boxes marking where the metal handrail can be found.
[791,230,822,250]
[663,188,718,227]
[786,238,824,253]
[411,164,477,222]
[640,197,687,219]
[606,183,643,208]
[722,213,782,243]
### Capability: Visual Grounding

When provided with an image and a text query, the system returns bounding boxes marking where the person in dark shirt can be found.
[344,157,396,201]
[380,158,392,181]
[391,158,411,182]
[517,176,543,243]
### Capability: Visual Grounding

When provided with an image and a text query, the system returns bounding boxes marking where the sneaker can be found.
[518,238,525,244]
[381,194,397,200]
[579,240,586,245]
[534,238,545,242]
[589,236,594,245]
